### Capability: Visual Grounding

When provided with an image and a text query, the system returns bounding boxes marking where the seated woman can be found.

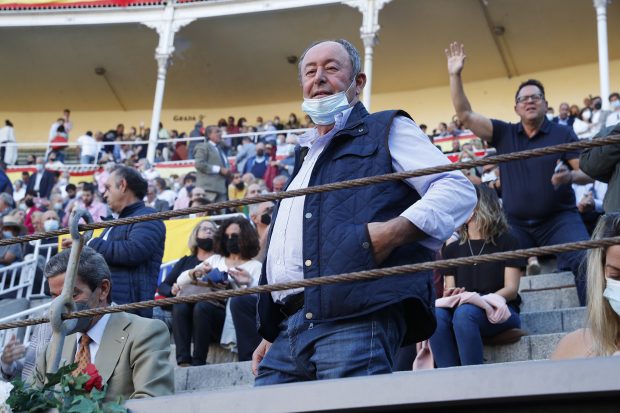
[175,217,261,366]
[155,219,217,336]
[429,184,523,367]
[552,213,620,359]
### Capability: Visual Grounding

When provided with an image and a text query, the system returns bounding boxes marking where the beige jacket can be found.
[35,311,174,402]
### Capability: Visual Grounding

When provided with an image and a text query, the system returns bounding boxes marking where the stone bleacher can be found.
[0,267,585,395]
[171,268,584,393]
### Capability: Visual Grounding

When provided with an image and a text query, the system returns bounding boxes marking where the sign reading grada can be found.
[173,115,197,122]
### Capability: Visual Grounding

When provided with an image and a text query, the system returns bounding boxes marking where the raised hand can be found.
[445,42,466,76]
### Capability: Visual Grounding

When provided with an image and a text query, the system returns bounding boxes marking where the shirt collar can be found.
[516,117,551,136]
[77,313,111,346]
[298,106,355,148]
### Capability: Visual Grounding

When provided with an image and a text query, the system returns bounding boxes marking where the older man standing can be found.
[194,125,230,203]
[252,39,476,384]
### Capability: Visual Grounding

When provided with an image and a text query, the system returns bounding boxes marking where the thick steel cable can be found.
[1,235,619,331]
[0,134,618,248]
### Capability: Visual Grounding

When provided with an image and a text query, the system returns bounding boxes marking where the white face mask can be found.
[301,79,356,126]
[546,113,554,121]
[611,100,620,110]
[603,277,620,316]
[481,171,498,183]
[44,219,60,232]
[582,109,592,121]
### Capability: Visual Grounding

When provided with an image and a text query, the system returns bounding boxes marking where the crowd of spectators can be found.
[0,59,619,384]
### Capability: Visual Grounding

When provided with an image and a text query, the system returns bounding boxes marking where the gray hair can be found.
[0,192,13,208]
[298,39,362,83]
[44,246,112,302]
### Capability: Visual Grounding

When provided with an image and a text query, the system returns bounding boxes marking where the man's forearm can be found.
[571,170,594,185]
[449,74,473,126]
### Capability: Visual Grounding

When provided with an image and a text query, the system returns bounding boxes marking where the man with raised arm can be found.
[446,42,592,304]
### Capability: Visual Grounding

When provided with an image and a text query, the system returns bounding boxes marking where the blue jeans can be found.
[430,304,520,367]
[508,210,589,305]
[80,155,95,164]
[255,303,406,385]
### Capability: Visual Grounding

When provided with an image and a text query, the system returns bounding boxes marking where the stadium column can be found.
[344,0,393,111]
[593,0,611,111]
[143,2,195,164]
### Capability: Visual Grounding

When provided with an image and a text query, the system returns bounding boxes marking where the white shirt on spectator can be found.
[266,107,476,302]
[606,111,620,128]
[157,189,176,207]
[77,134,98,157]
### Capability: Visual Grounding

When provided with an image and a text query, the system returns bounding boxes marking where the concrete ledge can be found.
[520,287,580,312]
[519,272,575,292]
[127,357,620,413]
[484,333,565,363]
[520,307,585,334]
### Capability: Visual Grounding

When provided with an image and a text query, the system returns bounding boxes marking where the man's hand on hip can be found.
[367,217,424,265]
[252,339,272,376]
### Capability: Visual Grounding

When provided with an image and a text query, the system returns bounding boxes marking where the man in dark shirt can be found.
[446,42,592,304]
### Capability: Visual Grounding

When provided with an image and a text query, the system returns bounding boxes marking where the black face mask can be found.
[260,213,272,226]
[196,237,214,252]
[226,234,241,254]
[186,185,195,194]
[594,101,602,110]
[25,199,34,207]
[235,182,245,190]
[256,150,265,156]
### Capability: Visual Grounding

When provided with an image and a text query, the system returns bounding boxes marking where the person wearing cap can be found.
[0,214,25,267]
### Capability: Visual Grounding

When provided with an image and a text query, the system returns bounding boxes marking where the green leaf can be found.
[67,396,97,413]
[45,362,78,387]
[103,401,128,413]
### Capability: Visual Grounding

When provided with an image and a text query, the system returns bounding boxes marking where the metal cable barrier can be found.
[0,134,618,334]
[1,134,618,248]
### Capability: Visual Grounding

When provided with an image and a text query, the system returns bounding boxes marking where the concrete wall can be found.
[5,59,620,143]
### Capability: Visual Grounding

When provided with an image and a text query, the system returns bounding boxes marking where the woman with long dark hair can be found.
[159,219,218,365]
[430,184,524,367]
[176,217,261,365]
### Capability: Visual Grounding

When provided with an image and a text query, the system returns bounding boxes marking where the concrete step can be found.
[484,332,565,364]
[519,286,580,312]
[175,361,253,393]
[170,332,568,393]
[519,271,575,292]
[520,307,585,335]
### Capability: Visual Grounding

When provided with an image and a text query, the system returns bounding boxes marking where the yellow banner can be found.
[60,216,205,263]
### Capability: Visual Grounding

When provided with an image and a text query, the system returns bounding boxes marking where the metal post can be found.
[593,0,611,110]
[344,0,392,111]
[46,209,94,374]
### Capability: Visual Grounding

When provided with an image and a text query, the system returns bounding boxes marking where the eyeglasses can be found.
[516,94,544,104]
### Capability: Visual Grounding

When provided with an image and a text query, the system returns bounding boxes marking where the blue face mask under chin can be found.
[301,79,356,126]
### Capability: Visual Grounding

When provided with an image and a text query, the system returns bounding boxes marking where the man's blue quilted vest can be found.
[257,103,436,345]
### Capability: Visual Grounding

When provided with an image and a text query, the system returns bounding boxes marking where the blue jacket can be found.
[89,201,166,318]
[257,103,436,345]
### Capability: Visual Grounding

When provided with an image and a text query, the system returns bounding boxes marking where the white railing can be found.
[0,301,50,348]
[26,241,58,299]
[0,258,38,301]
[1,127,311,151]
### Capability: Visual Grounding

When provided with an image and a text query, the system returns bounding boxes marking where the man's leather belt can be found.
[279,292,304,318]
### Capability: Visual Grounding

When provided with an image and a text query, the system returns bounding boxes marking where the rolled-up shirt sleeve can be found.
[389,116,477,250]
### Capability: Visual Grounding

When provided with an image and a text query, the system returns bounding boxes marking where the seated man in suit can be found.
[35,247,174,401]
